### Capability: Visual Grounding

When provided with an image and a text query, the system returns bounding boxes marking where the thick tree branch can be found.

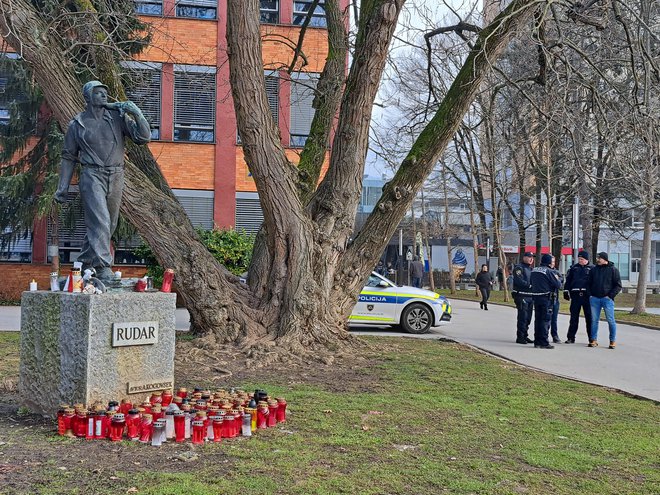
[296,0,348,204]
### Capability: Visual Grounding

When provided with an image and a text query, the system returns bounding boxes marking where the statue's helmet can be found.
[82,80,109,102]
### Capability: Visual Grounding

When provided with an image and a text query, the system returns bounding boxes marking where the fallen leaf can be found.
[58,466,67,471]
[109,476,119,480]
[323,410,333,414]
[361,425,370,431]
[126,488,138,494]
[368,411,384,415]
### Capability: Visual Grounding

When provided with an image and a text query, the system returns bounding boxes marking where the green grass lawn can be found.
[439,289,660,329]
[1,333,658,495]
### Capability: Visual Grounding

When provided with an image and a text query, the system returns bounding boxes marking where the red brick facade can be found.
[0,265,147,301]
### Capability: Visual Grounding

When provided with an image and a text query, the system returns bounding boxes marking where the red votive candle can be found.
[276,397,287,423]
[174,410,186,442]
[191,420,205,445]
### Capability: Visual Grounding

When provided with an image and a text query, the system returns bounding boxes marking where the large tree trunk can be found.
[1,0,541,363]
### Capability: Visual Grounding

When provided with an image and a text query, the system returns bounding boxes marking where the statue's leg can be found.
[79,166,113,270]
[106,168,124,238]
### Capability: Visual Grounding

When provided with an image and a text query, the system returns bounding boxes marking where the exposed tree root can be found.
[174,327,371,381]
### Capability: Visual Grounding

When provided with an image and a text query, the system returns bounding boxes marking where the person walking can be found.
[587,252,622,349]
[563,250,593,343]
[375,260,387,276]
[549,256,562,344]
[530,254,562,349]
[475,264,493,310]
[410,256,425,288]
[511,252,535,344]
[496,266,504,291]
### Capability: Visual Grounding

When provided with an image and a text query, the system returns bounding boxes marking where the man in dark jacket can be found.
[530,254,562,349]
[410,256,425,288]
[563,250,593,343]
[587,252,622,349]
[511,251,535,344]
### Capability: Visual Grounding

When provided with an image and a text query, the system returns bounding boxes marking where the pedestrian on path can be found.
[410,256,424,288]
[475,264,493,310]
[587,252,622,349]
[512,252,535,344]
[530,254,562,349]
[563,250,593,343]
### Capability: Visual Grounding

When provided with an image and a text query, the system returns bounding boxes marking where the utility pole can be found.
[572,196,580,263]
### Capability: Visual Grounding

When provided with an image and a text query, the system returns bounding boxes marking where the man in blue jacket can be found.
[530,254,562,349]
[587,252,622,349]
[563,250,593,343]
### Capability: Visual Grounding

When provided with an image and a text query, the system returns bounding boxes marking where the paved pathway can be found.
[352,298,660,402]
[2,300,659,401]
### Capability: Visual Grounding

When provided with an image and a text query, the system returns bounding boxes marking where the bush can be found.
[134,228,255,286]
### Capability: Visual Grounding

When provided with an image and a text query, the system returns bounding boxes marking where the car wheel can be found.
[400,303,433,334]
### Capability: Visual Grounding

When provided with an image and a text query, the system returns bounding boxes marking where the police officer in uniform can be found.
[512,251,535,344]
[530,254,562,349]
[563,250,593,343]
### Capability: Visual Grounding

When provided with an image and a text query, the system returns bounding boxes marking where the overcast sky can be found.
[364,0,482,179]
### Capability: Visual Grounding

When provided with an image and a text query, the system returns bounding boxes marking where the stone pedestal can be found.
[19,291,176,417]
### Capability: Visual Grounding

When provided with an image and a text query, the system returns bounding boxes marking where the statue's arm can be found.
[55,124,79,203]
[120,101,151,145]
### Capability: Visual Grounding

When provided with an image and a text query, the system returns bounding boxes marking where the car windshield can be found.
[366,272,396,287]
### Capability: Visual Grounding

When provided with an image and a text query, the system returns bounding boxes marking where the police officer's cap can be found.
[82,80,109,101]
[523,251,534,258]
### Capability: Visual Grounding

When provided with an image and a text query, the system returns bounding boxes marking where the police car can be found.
[349,272,452,334]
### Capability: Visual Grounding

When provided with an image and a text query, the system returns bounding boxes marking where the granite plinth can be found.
[19,291,176,417]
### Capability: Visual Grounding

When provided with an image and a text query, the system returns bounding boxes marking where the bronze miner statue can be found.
[55,81,151,282]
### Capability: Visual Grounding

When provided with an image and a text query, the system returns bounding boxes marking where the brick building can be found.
[0,0,346,299]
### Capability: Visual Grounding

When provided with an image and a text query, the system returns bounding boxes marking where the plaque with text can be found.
[127,379,174,394]
[112,321,159,347]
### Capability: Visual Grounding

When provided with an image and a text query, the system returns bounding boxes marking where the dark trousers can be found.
[514,295,533,342]
[567,292,592,341]
[533,296,552,347]
[550,298,559,341]
[479,287,490,306]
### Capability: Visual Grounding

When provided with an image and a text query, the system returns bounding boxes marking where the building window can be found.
[174,65,216,143]
[173,189,215,229]
[237,72,278,144]
[0,227,32,262]
[46,190,86,264]
[260,0,279,24]
[609,253,630,281]
[135,0,163,15]
[235,192,264,234]
[176,0,217,19]
[0,53,25,127]
[293,0,326,27]
[122,62,162,140]
[290,72,318,147]
[265,73,279,124]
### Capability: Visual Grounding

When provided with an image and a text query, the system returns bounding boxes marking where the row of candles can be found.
[56,387,287,446]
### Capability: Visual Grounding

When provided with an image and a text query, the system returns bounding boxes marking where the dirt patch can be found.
[0,339,391,494]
